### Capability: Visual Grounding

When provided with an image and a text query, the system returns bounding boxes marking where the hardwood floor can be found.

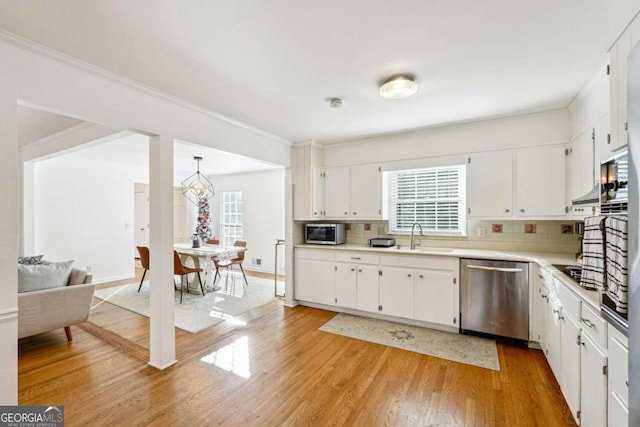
[18,272,576,426]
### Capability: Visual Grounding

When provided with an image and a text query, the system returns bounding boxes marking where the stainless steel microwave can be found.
[305,223,346,245]
[601,151,628,214]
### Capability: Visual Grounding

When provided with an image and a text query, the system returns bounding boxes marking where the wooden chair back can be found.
[233,240,247,262]
[137,246,150,270]
[173,250,186,275]
[207,239,220,245]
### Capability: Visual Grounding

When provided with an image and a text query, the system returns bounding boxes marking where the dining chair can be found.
[207,238,222,283]
[173,250,205,303]
[215,240,248,286]
[137,246,150,292]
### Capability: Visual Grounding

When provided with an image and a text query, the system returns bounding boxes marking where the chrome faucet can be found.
[410,222,424,250]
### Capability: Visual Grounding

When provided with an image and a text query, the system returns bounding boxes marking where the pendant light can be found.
[181,156,214,206]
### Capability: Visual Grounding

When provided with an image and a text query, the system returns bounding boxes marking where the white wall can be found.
[32,146,146,283]
[208,169,285,274]
[322,109,571,167]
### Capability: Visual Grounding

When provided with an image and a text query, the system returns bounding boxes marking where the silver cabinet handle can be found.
[505,209,510,213]
[466,265,523,273]
[350,268,355,272]
[419,275,423,278]
[520,209,525,213]
[350,257,361,260]
[344,211,348,215]
[581,317,594,328]
[358,269,362,273]
[407,274,412,278]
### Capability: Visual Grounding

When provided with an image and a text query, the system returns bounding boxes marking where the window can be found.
[221,190,243,245]
[387,165,467,236]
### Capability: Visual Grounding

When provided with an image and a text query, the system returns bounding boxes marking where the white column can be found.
[0,94,18,404]
[21,161,35,255]
[148,135,176,369]
[283,168,295,307]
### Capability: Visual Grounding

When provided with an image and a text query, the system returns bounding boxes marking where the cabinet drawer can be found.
[335,251,379,265]
[558,284,581,322]
[581,303,607,349]
[296,248,335,261]
[380,254,458,271]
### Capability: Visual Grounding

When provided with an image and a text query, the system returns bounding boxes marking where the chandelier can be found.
[181,156,214,206]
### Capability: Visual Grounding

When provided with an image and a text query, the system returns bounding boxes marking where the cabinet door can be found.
[335,262,357,309]
[350,164,381,218]
[414,269,458,327]
[356,265,379,313]
[559,313,581,424]
[379,267,414,318]
[294,259,335,306]
[609,391,629,427]
[311,167,325,218]
[545,298,562,379]
[467,150,513,217]
[616,30,631,151]
[515,145,566,216]
[324,167,350,218]
[580,333,608,427]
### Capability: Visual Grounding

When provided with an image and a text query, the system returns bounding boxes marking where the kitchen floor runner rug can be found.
[319,313,499,371]
[93,274,278,333]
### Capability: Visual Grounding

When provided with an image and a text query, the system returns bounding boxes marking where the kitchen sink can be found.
[412,247,454,253]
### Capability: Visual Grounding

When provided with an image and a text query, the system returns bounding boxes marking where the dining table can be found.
[174,242,246,293]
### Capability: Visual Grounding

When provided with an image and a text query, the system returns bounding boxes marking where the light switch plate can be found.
[477,227,486,238]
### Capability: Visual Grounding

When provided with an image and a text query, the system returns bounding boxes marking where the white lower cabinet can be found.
[580,332,608,427]
[295,256,336,306]
[559,312,581,423]
[608,325,629,427]
[295,248,459,329]
[378,267,414,318]
[414,269,458,327]
[537,267,611,426]
[334,263,358,309]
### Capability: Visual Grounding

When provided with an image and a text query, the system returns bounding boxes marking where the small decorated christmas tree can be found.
[195,197,213,242]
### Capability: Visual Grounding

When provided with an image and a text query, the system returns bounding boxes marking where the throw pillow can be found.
[18,260,74,293]
[18,255,44,265]
[68,268,88,285]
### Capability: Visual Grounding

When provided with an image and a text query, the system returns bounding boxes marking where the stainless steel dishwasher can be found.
[460,258,529,341]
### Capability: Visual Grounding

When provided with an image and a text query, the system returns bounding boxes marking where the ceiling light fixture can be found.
[182,156,214,206]
[379,75,418,99]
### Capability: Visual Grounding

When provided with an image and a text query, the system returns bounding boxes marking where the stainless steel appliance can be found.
[460,259,529,341]
[600,151,629,214]
[305,223,346,245]
[369,237,395,247]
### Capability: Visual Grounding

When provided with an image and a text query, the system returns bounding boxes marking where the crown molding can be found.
[0,30,292,147]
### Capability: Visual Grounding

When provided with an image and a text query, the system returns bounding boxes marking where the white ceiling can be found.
[1,1,609,144]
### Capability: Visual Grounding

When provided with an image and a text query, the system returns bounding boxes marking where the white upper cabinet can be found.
[608,11,640,152]
[350,164,382,218]
[467,150,513,217]
[324,166,350,218]
[515,145,567,216]
[293,144,325,220]
[324,164,382,219]
[468,145,566,218]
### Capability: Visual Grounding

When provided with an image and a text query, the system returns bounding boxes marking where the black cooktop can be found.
[552,264,584,284]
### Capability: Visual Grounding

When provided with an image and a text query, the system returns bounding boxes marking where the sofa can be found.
[18,260,95,341]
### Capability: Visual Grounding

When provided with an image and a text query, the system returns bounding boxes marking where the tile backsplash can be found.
[295,219,582,254]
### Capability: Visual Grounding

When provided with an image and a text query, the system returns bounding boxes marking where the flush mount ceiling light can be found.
[182,156,214,206]
[379,75,418,99]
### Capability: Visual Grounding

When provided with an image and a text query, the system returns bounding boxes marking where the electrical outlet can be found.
[257,259,261,266]
[86,265,92,273]
[477,227,486,238]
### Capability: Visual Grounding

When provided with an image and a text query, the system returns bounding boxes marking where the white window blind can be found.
[388,165,467,235]
[221,190,243,246]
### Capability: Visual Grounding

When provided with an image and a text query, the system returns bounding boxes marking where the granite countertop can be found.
[295,243,601,311]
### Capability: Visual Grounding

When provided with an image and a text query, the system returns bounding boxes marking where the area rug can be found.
[319,313,499,371]
[93,274,278,333]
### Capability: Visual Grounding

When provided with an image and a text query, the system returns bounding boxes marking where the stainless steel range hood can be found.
[571,184,600,206]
